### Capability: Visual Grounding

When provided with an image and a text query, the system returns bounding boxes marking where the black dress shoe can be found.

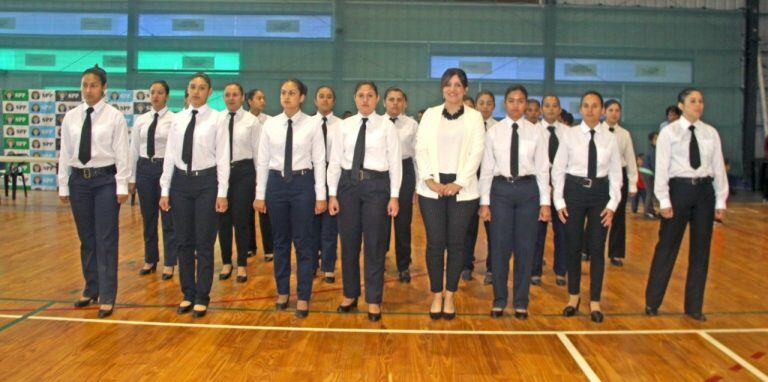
[645,306,659,316]
[490,309,504,318]
[236,275,247,283]
[192,308,207,318]
[610,258,624,267]
[530,277,542,286]
[555,276,567,286]
[139,263,157,276]
[461,269,473,281]
[442,311,456,320]
[483,272,493,285]
[336,299,358,313]
[590,310,604,323]
[368,312,382,322]
[74,296,98,308]
[264,253,274,262]
[177,304,192,314]
[514,310,528,320]
[563,299,581,317]
[429,311,442,320]
[581,253,590,262]
[246,250,255,258]
[324,276,335,284]
[687,312,707,321]
[276,298,290,311]
[219,268,232,280]
[295,309,309,318]
[98,306,114,318]
[399,270,411,283]
[161,271,174,281]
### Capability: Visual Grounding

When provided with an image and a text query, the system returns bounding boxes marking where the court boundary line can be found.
[557,333,601,382]
[698,332,768,381]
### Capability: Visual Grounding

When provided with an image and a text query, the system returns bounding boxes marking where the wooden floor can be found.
[0,192,766,381]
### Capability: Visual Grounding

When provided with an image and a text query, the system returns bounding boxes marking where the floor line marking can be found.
[699,332,768,381]
[0,302,54,332]
[557,333,601,382]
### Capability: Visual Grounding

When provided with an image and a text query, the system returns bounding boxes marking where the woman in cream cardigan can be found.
[415,68,485,320]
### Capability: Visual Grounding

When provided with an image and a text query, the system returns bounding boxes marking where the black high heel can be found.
[368,312,382,322]
[192,306,208,318]
[514,310,529,320]
[336,298,358,313]
[74,296,98,308]
[98,305,114,318]
[161,266,174,280]
[219,266,232,280]
[139,263,157,276]
[275,296,290,311]
[563,298,581,317]
[590,310,604,323]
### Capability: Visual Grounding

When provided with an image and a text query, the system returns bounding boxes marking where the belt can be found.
[494,174,535,183]
[230,159,253,169]
[671,176,713,185]
[138,157,163,164]
[342,168,389,181]
[566,174,608,189]
[269,169,313,177]
[175,166,216,177]
[72,165,116,180]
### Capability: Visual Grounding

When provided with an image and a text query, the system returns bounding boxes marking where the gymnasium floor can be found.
[0,191,766,381]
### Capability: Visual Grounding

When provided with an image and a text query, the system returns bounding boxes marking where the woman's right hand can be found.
[328,196,340,216]
[478,205,491,222]
[425,179,445,195]
[253,199,266,214]
[557,207,568,224]
[59,196,69,204]
[159,196,170,211]
[659,207,673,219]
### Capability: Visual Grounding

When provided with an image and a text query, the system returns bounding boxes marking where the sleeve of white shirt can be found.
[534,128,551,206]
[654,129,672,210]
[215,119,230,198]
[606,135,623,212]
[711,129,729,210]
[551,131,569,211]
[478,126,495,206]
[623,130,638,194]
[311,121,327,201]
[386,122,403,198]
[57,114,74,197]
[455,116,485,189]
[255,124,270,200]
[129,120,140,183]
[113,115,131,195]
[159,121,176,197]
[327,123,343,197]
[251,119,261,197]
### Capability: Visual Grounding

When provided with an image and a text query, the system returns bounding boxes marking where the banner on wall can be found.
[2,89,146,190]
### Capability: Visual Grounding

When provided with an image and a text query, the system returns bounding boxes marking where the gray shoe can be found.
[483,272,493,285]
[461,269,473,281]
[530,276,542,286]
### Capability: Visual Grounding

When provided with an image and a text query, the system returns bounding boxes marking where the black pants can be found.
[640,172,656,214]
[69,170,120,305]
[135,158,177,266]
[385,158,416,272]
[171,169,218,306]
[607,168,629,259]
[266,170,317,301]
[564,177,609,302]
[312,201,338,273]
[489,178,540,309]
[259,211,273,255]
[464,213,492,273]
[533,205,566,277]
[337,171,390,304]
[645,178,715,314]
[218,161,255,267]
[420,173,479,293]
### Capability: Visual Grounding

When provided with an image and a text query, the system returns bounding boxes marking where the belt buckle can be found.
[583,178,592,188]
[358,170,365,181]
[83,168,92,180]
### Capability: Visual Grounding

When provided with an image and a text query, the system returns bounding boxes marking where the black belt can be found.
[230,159,253,169]
[671,176,713,185]
[175,166,216,177]
[494,174,535,183]
[72,165,116,180]
[269,169,313,177]
[138,157,163,164]
[342,168,389,181]
[566,174,608,189]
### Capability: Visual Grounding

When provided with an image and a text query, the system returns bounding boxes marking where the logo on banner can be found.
[2,89,28,101]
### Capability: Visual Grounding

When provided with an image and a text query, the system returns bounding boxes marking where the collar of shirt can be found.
[541,120,559,132]
[504,116,526,128]
[354,112,378,124]
[315,111,335,121]
[278,110,307,126]
[227,107,244,121]
[386,113,404,126]
[83,98,107,118]
[579,121,604,136]
[187,103,211,118]
[677,116,700,132]
[151,106,169,117]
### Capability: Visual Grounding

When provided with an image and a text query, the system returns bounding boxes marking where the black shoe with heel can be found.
[275,297,290,311]
[98,306,114,318]
[563,298,581,317]
[161,267,174,280]
[139,263,157,276]
[337,299,358,313]
[590,310,604,323]
[74,296,98,308]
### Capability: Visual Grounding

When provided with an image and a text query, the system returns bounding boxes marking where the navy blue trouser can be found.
[218,162,255,267]
[385,158,416,272]
[532,204,566,277]
[135,158,177,266]
[69,170,120,305]
[312,206,338,273]
[266,170,316,301]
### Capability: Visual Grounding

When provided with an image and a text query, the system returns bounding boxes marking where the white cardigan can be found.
[415,104,485,201]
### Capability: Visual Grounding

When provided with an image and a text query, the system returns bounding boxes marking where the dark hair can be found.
[648,131,659,141]
[580,90,604,107]
[315,85,336,100]
[604,99,621,110]
[476,90,495,103]
[246,88,263,101]
[224,82,244,96]
[503,85,528,100]
[462,95,475,106]
[677,87,701,104]
[82,65,107,85]
[665,105,682,116]
[637,153,644,159]
[542,94,561,106]
[527,98,541,107]
[440,68,468,89]
[184,90,189,99]
[384,86,407,102]
[150,80,170,95]
[561,109,574,125]
[283,78,307,96]
[354,81,378,96]
[189,72,212,88]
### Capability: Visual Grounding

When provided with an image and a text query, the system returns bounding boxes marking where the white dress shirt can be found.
[387,113,418,160]
[222,108,260,165]
[551,121,623,211]
[654,116,729,210]
[538,120,567,161]
[316,112,341,162]
[327,112,402,197]
[256,111,326,201]
[254,112,270,125]
[160,104,230,198]
[479,117,550,206]
[437,118,465,174]
[129,106,174,182]
[484,117,497,130]
[607,123,638,194]
[58,98,130,196]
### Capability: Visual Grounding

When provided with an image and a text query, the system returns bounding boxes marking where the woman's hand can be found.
[253,199,266,214]
[442,183,462,197]
[600,208,614,227]
[387,198,399,217]
[215,197,228,213]
[539,206,551,222]
[315,200,328,215]
[659,207,673,219]
[328,196,340,216]
[426,179,445,195]
[478,205,491,222]
[557,208,568,224]
[159,196,170,211]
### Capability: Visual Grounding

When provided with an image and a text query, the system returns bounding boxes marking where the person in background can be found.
[641,131,659,218]
[525,99,541,125]
[659,105,681,130]
[632,153,647,213]
[246,88,273,261]
[462,95,475,109]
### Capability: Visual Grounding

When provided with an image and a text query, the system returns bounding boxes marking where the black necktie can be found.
[284,119,293,182]
[182,110,198,172]
[390,116,397,124]
[547,125,558,164]
[78,107,94,165]
[689,125,701,169]
[350,117,368,184]
[510,122,519,177]
[228,112,236,162]
[321,116,328,148]
[609,126,615,133]
[147,112,159,158]
[588,129,597,179]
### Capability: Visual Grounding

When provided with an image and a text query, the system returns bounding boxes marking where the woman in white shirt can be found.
[478,85,551,319]
[645,88,728,322]
[415,68,485,320]
[328,81,401,322]
[254,79,326,318]
[159,72,229,318]
[552,90,622,323]
[59,65,130,318]
[129,80,177,280]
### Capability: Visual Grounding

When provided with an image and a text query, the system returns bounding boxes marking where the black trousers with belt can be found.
[420,173,479,293]
[563,175,610,302]
[135,157,177,267]
[645,178,715,314]
[337,170,390,304]
[218,160,255,267]
[385,157,416,272]
[69,166,120,305]
[170,168,218,306]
